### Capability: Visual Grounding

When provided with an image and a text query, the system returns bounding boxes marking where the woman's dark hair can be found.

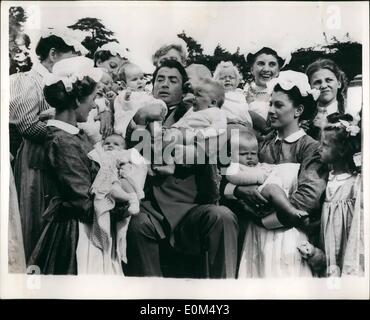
[35,35,75,62]
[273,84,317,121]
[44,76,98,111]
[152,59,189,89]
[323,112,361,172]
[306,58,348,113]
[94,50,114,66]
[246,47,285,69]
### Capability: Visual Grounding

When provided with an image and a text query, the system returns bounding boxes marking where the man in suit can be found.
[125,60,238,278]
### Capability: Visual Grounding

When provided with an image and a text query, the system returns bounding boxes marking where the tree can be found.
[9,7,32,74]
[9,7,27,40]
[177,30,204,64]
[68,17,118,58]
[287,40,362,82]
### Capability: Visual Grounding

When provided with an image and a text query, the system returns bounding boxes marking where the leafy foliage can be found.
[177,31,362,85]
[68,17,118,58]
[9,7,32,74]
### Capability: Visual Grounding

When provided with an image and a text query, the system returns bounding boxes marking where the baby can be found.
[183,63,212,110]
[77,71,117,144]
[114,62,167,138]
[226,130,308,223]
[152,78,227,175]
[87,133,147,268]
[89,133,148,216]
[117,62,146,92]
[213,61,253,127]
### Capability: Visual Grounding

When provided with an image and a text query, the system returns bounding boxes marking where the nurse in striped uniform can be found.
[9,29,88,261]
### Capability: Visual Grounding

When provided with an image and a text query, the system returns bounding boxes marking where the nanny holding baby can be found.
[28,58,129,274]
[224,71,329,278]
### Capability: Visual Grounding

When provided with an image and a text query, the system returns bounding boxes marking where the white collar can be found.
[33,61,51,78]
[275,129,306,143]
[328,171,354,181]
[325,100,339,115]
[47,120,80,135]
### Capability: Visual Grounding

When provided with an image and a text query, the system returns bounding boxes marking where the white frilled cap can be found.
[43,56,103,92]
[96,42,130,60]
[40,27,89,56]
[245,40,293,68]
[266,70,321,100]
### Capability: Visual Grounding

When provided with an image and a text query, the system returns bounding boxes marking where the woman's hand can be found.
[39,108,56,121]
[99,110,113,138]
[299,120,311,132]
[234,185,268,207]
[106,90,117,101]
[133,104,167,125]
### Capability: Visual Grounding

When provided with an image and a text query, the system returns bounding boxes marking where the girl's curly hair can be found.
[323,112,362,172]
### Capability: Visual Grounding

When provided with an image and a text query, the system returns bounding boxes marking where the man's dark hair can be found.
[152,59,189,89]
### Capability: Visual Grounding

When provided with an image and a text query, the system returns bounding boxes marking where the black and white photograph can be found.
[0,1,369,300]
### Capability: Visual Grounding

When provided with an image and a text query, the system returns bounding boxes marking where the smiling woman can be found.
[244,47,288,120]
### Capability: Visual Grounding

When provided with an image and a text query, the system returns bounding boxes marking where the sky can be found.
[18,1,368,72]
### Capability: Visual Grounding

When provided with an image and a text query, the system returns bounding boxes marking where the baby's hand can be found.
[106,90,117,100]
[118,163,133,178]
[299,120,311,133]
[124,88,132,101]
[144,99,167,121]
[95,96,110,113]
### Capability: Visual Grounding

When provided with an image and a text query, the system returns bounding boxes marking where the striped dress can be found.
[10,62,52,262]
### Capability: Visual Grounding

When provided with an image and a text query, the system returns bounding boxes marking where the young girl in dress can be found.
[306,59,348,140]
[298,113,362,277]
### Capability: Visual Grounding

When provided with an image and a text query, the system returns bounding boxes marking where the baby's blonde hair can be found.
[186,63,212,81]
[201,78,225,107]
[230,128,258,153]
[213,61,242,87]
[116,62,142,85]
